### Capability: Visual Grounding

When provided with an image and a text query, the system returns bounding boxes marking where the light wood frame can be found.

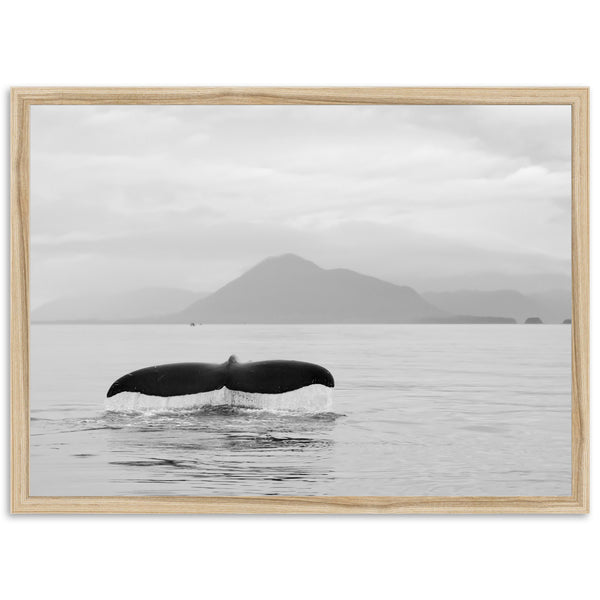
[11,87,589,514]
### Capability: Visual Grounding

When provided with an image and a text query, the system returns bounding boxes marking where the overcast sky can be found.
[31,104,571,307]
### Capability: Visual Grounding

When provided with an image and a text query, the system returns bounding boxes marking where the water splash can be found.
[105,384,333,414]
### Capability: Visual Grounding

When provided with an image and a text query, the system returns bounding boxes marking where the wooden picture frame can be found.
[11,87,589,514]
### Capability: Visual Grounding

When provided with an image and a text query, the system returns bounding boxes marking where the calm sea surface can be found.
[30,324,571,496]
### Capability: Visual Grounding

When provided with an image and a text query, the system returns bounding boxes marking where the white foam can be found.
[226,385,333,412]
[105,388,225,412]
[105,384,333,413]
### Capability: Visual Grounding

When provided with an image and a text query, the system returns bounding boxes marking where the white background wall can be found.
[1,2,596,598]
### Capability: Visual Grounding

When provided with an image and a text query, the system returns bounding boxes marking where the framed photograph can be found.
[11,87,589,514]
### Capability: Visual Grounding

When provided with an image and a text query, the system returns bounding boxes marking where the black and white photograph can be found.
[5,1,598,597]
[29,103,572,497]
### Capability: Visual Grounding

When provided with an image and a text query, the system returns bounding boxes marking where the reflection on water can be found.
[32,406,340,495]
[30,324,572,496]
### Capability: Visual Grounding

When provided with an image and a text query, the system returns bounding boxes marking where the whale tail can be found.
[106,357,334,412]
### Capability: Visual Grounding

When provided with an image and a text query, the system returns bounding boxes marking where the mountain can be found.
[33,256,567,325]
[32,287,203,323]
[423,289,571,324]
[170,254,447,324]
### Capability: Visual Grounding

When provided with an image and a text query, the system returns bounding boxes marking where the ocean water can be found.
[30,324,572,496]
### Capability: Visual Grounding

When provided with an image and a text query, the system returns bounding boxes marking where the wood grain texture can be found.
[10,87,590,514]
[9,86,589,105]
[11,88,30,513]
[570,90,590,512]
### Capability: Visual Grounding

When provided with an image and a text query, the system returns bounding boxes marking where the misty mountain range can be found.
[31,287,204,322]
[32,254,571,324]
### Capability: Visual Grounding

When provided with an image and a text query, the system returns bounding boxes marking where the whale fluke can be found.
[106,356,334,412]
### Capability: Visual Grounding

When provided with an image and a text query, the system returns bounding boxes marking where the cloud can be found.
[30,104,571,304]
